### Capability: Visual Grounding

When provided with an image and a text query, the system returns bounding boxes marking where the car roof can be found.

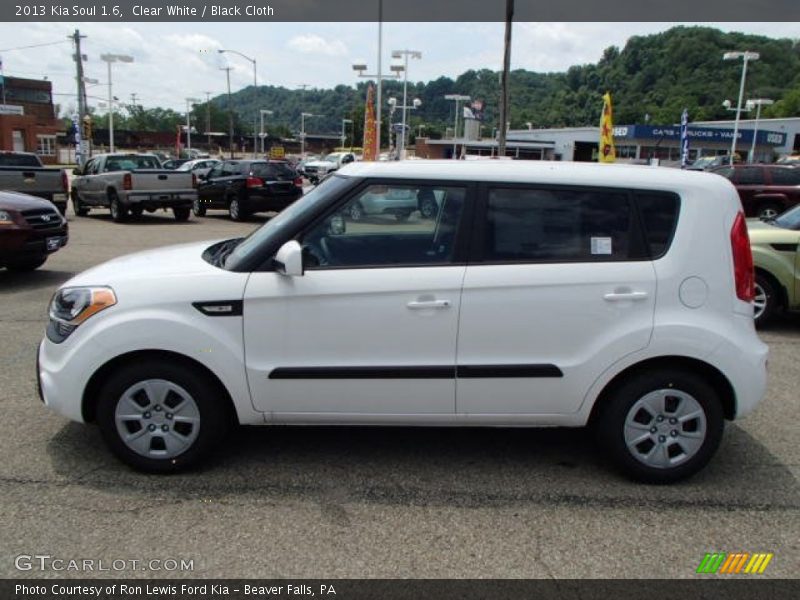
[337,160,736,194]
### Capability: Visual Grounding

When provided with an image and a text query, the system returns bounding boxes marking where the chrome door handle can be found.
[407,299,451,309]
[603,291,649,302]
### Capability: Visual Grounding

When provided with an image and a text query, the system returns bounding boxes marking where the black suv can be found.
[194,160,303,220]
[0,191,68,272]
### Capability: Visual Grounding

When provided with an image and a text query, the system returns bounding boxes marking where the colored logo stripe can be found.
[697,552,773,574]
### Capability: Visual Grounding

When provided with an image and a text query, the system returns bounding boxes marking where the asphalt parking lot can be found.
[0,209,798,579]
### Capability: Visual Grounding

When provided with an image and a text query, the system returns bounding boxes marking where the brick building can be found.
[0,76,60,164]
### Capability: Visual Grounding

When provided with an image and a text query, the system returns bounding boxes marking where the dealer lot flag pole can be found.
[599,92,616,163]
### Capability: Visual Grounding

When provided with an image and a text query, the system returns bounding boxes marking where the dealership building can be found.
[416,117,800,163]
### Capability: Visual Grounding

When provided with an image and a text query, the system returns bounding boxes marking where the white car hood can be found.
[64,240,227,288]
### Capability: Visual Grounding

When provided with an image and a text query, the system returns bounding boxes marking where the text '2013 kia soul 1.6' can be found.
[38,161,768,483]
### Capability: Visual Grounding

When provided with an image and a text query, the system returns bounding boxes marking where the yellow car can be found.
[748,206,800,325]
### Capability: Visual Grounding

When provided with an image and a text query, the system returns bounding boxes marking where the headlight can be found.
[0,209,15,225]
[46,286,117,343]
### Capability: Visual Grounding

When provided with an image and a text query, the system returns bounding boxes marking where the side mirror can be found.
[273,240,304,276]
[329,215,346,235]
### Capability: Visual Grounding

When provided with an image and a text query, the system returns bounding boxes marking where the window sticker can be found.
[591,237,613,255]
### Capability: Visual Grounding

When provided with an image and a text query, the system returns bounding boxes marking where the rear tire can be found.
[72,191,89,217]
[419,196,438,219]
[173,207,191,222]
[228,196,246,221]
[129,205,144,219]
[754,273,779,327]
[595,369,724,484]
[95,361,230,473]
[109,192,128,223]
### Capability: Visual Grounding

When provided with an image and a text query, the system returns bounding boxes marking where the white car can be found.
[303,152,356,182]
[38,161,767,482]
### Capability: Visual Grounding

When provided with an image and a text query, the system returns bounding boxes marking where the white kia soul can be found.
[38,161,768,482]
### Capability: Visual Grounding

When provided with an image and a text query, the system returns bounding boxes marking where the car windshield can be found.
[224,174,353,271]
[176,162,196,171]
[322,154,342,163]
[772,205,800,230]
[0,154,40,167]
[251,162,295,179]
[105,155,161,170]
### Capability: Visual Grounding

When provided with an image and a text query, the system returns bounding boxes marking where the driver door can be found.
[243,181,471,417]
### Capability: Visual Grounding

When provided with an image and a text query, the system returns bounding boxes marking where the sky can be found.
[0,21,797,117]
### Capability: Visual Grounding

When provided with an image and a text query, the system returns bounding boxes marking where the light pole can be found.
[219,48,258,158]
[260,109,273,154]
[220,67,234,158]
[204,91,212,150]
[445,94,470,159]
[300,112,320,157]
[99,53,133,153]
[391,49,422,160]
[185,97,199,154]
[723,50,760,165]
[341,118,353,150]
[746,98,774,163]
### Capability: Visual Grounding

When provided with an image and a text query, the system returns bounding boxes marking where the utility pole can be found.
[70,29,88,165]
[205,91,212,150]
[497,0,514,158]
[221,67,234,158]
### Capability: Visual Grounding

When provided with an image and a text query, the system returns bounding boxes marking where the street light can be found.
[747,98,774,164]
[219,48,258,158]
[392,49,422,160]
[341,118,353,151]
[300,112,320,156]
[99,53,133,153]
[185,97,200,153]
[352,54,402,156]
[723,50,760,165]
[445,94,470,159]
[260,109,273,154]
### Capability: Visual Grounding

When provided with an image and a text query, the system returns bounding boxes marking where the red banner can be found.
[362,83,377,162]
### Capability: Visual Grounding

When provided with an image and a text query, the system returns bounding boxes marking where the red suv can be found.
[0,191,68,272]
[711,164,800,219]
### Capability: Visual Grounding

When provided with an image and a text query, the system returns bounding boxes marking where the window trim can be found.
[295,178,477,272]
[470,182,676,265]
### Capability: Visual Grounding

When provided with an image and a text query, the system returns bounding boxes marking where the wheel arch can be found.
[588,355,737,426]
[82,349,239,426]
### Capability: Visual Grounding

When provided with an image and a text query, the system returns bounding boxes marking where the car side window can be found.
[83,159,96,175]
[482,187,638,263]
[300,184,466,269]
[635,192,680,259]
[737,167,765,185]
[770,168,800,185]
[222,162,239,176]
[207,164,223,178]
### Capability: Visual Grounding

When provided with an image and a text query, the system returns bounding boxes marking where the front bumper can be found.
[37,338,88,423]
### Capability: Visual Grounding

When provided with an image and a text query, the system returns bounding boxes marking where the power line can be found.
[0,40,70,53]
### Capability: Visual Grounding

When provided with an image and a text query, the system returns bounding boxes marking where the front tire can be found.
[595,369,724,484]
[4,256,47,272]
[419,196,438,219]
[192,198,206,217]
[96,361,229,473]
[228,196,246,221]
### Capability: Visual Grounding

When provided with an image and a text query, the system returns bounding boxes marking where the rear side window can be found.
[251,162,295,179]
[737,167,765,185]
[635,192,680,259]
[0,154,40,167]
[483,187,638,262]
[770,168,800,185]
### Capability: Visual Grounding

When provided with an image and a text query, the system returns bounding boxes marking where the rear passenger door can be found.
[455,185,659,415]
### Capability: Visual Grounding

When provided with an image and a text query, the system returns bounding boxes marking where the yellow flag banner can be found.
[599,92,616,163]
[362,83,377,161]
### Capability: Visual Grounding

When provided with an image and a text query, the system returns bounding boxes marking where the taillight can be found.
[61,170,68,192]
[730,211,755,302]
[246,177,263,188]
[294,177,303,188]
[123,173,132,191]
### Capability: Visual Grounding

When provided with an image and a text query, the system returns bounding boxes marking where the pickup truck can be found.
[0,152,69,215]
[71,153,197,222]
[302,152,356,184]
